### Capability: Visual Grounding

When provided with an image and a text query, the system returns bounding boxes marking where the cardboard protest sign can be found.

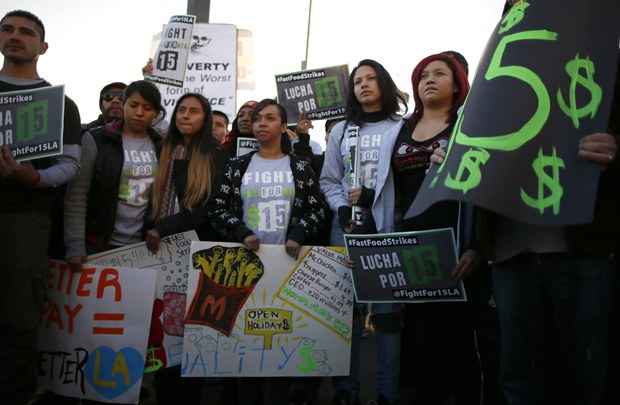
[38,261,157,404]
[344,230,466,303]
[146,15,196,87]
[236,137,259,157]
[181,242,354,377]
[0,85,64,161]
[410,0,620,225]
[155,23,237,121]
[276,65,349,124]
[87,231,198,370]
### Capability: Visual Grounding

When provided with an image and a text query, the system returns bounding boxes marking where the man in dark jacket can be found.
[83,81,127,131]
[0,10,81,404]
[473,3,619,404]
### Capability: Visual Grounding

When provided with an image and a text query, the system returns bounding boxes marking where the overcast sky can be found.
[1,0,504,146]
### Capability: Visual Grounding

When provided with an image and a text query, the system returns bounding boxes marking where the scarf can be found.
[157,144,186,221]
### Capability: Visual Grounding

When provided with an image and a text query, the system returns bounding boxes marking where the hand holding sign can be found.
[578,132,617,169]
[0,146,39,185]
[295,113,314,134]
[451,249,480,280]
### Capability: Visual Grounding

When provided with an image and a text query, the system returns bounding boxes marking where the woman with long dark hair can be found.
[145,92,225,249]
[320,59,406,405]
[208,98,327,405]
[144,92,227,404]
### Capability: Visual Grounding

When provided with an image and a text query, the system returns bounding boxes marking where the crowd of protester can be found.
[1,2,619,405]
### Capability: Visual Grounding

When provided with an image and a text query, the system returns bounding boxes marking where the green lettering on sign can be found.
[403,245,441,287]
[316,76,343,108]
[444,148,490,194]
[16,100,48,141]
[454,30,558,151]
[520,147,565,215]
[557,54,602,129]
[498,0,530,34]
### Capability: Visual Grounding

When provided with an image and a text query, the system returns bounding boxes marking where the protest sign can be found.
[236,137,259,157]
[145,15,196,87]
[181,242,354,377]
[87,231,198,370]
[344,230,466,303]
[276,65,349,124]
[0,85,64,161]
[155,23,237,121]
[410,0,620,225]
[38,261,157,404]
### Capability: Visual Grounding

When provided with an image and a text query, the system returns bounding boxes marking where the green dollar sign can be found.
[247,205,260,229]
[557,54,602,129]
[297,340,317,374]
[520,148,565,215]
[444,148,490,194]
[403,246,441,286]
[498,0,530,34]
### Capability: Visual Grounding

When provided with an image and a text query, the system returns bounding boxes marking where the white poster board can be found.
[38,261,157,404]
[145,15,196,87]
[182,242,354,377]
[87,231,198,370]
[155,23,237,121]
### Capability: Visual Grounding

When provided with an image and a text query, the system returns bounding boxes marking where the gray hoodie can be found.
[319,117,404,238]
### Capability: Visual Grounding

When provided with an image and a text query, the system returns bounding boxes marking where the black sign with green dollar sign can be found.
[0,85,65,162]
[343,229,466,303]
[408,0,620,225]
[275,65,349,125]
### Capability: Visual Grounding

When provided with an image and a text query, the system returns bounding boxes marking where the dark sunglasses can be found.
[102,91,124,102]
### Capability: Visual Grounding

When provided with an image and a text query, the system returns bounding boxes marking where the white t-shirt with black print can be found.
[109,135,158,246]
[241,154,295,245]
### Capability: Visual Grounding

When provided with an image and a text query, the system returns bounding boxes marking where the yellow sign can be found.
[244,308,293,350]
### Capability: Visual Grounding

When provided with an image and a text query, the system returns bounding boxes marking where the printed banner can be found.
[146,15,196,87]
[155,23,237,122]
[87,231,198,370]
[344,230,466,303]
[275,65,349,124]
[182,242,354,377]
[236,137,259,157]
[0,85,64,161]
[409,0,620,225]
[38,261,157,404]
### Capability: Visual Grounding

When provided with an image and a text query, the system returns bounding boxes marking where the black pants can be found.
[402,302,481,405]
[0,211,50,405]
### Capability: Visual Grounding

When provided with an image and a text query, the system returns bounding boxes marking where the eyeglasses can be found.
[102,91,124,102]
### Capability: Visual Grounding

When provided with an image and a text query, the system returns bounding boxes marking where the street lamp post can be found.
[301,0,313,70]
[187,0,210,23]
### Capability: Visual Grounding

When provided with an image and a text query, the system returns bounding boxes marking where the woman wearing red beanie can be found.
[391,53,482,405]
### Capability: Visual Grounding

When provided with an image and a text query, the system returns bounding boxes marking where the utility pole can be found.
[301,0,313,70]
[187,0,210,22]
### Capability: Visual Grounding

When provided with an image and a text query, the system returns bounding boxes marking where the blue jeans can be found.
[493,253,613,405]
[331,221,402,403]
[375,325,401,403]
